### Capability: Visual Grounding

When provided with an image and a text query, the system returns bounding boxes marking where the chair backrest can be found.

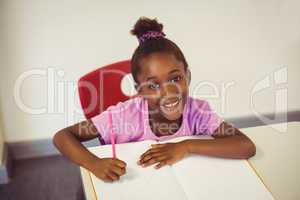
[78,60,132,119]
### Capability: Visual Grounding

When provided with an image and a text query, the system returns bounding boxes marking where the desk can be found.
[80,166,97,200]
[241,121,300,200]
[80,122,300,200]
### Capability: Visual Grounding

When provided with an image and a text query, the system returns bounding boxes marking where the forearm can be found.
[53,130,99,170]
[183,135,256,159]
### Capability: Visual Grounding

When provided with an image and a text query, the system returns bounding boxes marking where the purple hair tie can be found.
[138,31,166,44]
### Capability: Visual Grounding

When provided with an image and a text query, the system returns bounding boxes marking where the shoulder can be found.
[186,96,212,114]
[185,96,218,125]
[104,96,146,121]
[185,96,223,135]
[91,96,145,122]
[90,96,146,144]
[106,96,145,114]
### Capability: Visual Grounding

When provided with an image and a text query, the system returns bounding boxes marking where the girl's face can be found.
[136,52,190,121]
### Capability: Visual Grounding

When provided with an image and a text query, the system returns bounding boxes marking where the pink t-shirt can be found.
[91,96,224,144]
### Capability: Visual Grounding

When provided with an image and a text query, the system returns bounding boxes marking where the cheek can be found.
[139,89,160,106]
[177,81,188,95]
[145,95,160,113]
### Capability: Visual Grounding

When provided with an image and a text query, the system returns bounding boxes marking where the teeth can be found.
[165,102,177,107]
[163,98,181,108]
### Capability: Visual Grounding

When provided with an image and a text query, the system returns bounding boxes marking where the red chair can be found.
[78,60,133,144]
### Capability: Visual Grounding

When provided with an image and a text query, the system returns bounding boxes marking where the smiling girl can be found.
[53,17,256,183]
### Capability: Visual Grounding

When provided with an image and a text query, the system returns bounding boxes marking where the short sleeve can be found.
[90,98,144,144]
[90,108,114,144]
[188,99,224,135]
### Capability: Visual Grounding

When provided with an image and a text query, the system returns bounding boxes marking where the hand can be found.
[88,157,127,182]
[138,141,189,169]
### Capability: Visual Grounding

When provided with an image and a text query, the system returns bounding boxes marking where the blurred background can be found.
[0,0,299,200]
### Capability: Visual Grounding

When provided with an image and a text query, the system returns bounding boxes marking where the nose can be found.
[160,82,180,99]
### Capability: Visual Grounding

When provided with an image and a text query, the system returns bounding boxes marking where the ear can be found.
[134,82,141,93]
[186,69,191,85]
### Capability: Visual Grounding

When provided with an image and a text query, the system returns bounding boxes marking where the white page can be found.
[172,151,274,200]
[158,135,214,144]
[88,136,274,200]
[88,140,188,200]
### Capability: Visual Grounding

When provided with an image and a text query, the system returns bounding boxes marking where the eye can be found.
[169,75,183,83]
[148,82,160,90]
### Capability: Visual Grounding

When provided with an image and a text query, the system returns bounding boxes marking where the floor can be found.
[0,155,85,200]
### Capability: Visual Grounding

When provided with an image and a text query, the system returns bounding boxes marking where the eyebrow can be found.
[168,69,180,74]
[146,69,181,81]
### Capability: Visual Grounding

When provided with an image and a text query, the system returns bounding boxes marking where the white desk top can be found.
[80,121,300,200]
[242,121,300,200]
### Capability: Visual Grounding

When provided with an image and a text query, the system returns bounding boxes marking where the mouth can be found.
[160,97,182,112]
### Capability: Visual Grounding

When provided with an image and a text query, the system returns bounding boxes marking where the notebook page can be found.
[158,135,213,143]
[88,140,188,200]
[172,155,274,200]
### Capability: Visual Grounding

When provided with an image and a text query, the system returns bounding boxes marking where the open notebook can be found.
[88,136,274,200]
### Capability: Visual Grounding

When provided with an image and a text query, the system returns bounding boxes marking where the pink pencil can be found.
[108,111,116,158]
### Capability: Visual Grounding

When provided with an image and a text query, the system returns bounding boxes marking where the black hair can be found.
[130,17,189,83]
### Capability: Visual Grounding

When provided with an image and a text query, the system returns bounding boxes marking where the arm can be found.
[184,121,256,159]
[53,119,100,170]
[53,120,126,182]
[138,122,256,169]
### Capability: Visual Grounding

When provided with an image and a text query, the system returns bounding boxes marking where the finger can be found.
[139,152,165,164]
[139,150,166,164]
[111,165,126,176]
[107,171,120,181]
[140,148,163,160]
[112,158,127,168]
[142,155,168,167]
[151,143,167,148]
[139,147,165,162]
[155,160,168,169]
[102,175,113,183]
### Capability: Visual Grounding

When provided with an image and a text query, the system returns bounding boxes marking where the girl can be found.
[53,17,256,183]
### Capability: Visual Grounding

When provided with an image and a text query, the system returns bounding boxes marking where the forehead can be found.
[137,53,185,82]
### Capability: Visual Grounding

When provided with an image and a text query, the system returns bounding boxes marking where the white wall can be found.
[0,0,299,142]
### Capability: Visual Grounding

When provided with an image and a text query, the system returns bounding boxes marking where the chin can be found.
[161,110,183,121]
[164,115,182,121]
[160,98,185,121]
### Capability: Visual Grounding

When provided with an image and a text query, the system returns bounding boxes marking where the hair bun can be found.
[130,17,164,38]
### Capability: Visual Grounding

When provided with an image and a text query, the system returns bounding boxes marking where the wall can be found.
[0,0,299,142]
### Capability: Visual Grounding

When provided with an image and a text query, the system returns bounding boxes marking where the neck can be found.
[148,112,183,136]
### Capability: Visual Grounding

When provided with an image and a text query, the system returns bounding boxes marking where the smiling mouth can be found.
[160,97,182,111]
